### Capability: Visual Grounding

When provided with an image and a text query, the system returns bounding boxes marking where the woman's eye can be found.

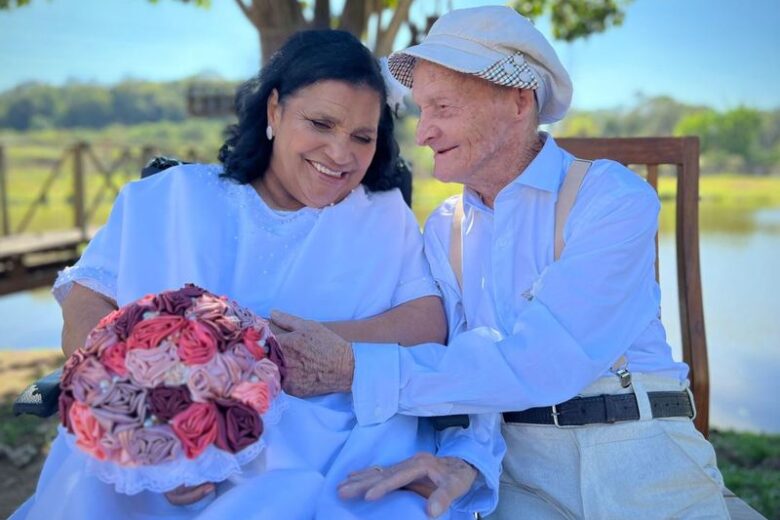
[353,135,374,144]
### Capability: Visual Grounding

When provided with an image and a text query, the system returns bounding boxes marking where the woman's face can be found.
[261,80,381,210]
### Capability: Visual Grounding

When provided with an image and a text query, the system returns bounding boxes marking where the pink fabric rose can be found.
[230,381,271,414]
[69,401,108,461]
[82,325,120,357]
[70,356,114,405]
[186,353,242,402]
[125,341,179,388]
[229,302,259,329]
[99,429,134,466]
[242,327,268,360]
[177,319,218,365]
[267,336,287,383]
[60,350,87,391]
[97,309,122,329]
[100,341,128,377]
[91,381,148,434]
[114,303,151,341]
[125,426,181,466]
[59,390,75,432]
[126,315,185,350]
[227,343,258,375]
[147,385,193,422]
[170,402,218,459]
[214,399,263,454]
[185,295,229,322]
[251,358,282,398]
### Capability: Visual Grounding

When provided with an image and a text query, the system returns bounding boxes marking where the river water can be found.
[1,205,778,433]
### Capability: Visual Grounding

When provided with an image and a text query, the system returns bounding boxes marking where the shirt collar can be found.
[509,132,566,193]
[462,132,568,213]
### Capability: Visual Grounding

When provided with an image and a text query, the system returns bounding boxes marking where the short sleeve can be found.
[52,187,129,305]
[390,204,440,307]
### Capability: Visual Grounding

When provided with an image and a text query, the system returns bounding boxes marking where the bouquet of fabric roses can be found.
[58,284,286,494]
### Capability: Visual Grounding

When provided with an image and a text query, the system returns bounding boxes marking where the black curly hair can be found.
[219,30,409,203]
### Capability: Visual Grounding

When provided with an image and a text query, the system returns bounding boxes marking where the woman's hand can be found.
[164,483,216,506]
[337,454,477,518]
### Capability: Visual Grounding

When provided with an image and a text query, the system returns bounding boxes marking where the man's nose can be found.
[416,112,438,147]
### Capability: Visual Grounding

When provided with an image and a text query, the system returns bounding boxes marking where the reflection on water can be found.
[0,206,778,433]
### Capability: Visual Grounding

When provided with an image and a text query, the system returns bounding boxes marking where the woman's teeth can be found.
[311,161,343,178]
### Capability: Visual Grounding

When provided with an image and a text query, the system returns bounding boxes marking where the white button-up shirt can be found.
[352,133,688,419]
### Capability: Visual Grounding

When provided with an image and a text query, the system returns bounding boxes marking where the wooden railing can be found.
[0,142,203,295]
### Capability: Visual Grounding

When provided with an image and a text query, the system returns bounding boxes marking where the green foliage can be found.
[553,95,780,174]
[0,79,234,131]
[674,107,777,174]
[511,0,632,41]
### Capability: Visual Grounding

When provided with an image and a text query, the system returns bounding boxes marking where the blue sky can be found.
[0,0,778,110]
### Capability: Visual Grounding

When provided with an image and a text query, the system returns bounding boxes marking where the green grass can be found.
[710,430,780,518]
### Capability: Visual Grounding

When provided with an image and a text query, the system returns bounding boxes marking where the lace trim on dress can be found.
[61,392,290,495]
[52,265,118,305]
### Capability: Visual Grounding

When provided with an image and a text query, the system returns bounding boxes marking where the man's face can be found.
[411,61,518,186]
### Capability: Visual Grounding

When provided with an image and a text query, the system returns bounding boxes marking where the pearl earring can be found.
[266,125,273,141]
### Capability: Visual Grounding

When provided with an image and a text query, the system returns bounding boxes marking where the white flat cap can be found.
[388,5,572,124]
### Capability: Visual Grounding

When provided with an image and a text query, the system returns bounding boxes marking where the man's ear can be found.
[510,88,537,121]
[267,89,281,129]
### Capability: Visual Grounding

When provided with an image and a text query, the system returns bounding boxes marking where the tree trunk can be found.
[374,0,413,56]
[339,0,369,39]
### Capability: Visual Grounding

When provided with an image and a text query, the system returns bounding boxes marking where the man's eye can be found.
[310,119,331,129]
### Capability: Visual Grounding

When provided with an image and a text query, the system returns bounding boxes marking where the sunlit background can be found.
[0,0,778,435]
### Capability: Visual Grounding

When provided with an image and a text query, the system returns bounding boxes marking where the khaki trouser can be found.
[487,374,729,519]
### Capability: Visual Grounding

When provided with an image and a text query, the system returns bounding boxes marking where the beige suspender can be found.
[450,196,466,290]
[447,157,630,383]
[448,157,592,289]
[553,159,592,261]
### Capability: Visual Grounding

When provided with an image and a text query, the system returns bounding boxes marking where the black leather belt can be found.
[503,391,694,427]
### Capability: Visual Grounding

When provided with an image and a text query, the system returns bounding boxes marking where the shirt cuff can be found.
[436,436,499,515]
[351,342,400,426]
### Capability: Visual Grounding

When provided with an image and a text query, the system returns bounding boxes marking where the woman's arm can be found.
[323,295,447,346]
[61,283,117,358]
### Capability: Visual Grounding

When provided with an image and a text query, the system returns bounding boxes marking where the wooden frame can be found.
[557,137,709,436]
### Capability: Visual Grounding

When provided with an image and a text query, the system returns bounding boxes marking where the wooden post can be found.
[676,137,709,437]
[73,142,88,239]
[0,145,9,236]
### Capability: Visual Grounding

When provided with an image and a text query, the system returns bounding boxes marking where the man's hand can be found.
[164,483,215,506]
[271,310,355,397]
[337,454,478,518]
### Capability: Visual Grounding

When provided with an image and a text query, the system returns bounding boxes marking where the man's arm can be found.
[353,186,662,422]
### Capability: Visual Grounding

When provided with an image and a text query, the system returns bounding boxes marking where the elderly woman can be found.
[12,30,499,520]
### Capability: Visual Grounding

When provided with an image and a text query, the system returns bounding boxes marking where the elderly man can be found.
[273,6,729,518]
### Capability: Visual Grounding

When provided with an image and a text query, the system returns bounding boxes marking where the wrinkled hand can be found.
[271,310,354,397]
[337,454,477,518]
[164,483,215,506]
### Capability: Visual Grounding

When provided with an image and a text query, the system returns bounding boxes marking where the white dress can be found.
[12,164,464,520]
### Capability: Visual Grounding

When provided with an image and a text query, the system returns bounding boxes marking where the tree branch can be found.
[233,0,252,22]
[375,0,413,56]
